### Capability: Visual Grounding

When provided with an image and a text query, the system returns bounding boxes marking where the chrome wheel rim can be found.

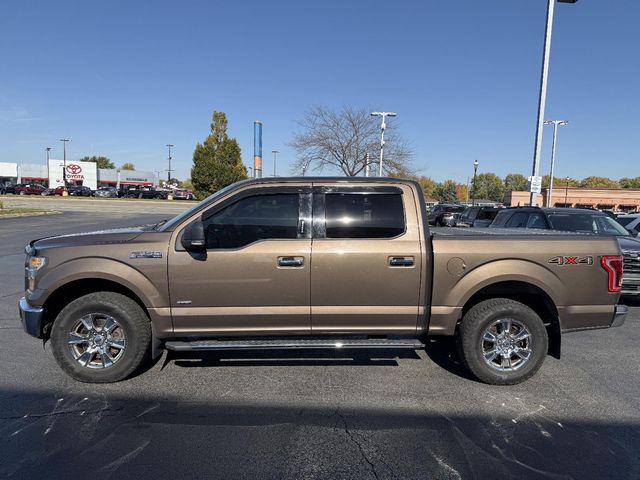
[481,318,532,372]
[67,314,126,369]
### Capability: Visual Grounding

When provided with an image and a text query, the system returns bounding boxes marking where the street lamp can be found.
[60,139,70,187]
[472,160,479,206]
[166,144,174,182]
[370,111,397,176]
[45,147,51,163]
[271,150,279,177]
[564,176,570,206]
[529,0,578,207]
[543,119,569,207]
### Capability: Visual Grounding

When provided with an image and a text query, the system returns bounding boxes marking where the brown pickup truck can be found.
[19,178,627,385]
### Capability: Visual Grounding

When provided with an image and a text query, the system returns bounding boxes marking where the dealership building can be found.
[0,160,157,190]
[505,187,640,212]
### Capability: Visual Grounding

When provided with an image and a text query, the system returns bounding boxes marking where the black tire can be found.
[50,292,151,383]
[457,298,548,385]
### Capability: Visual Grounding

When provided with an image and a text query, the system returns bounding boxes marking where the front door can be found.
[310,184,422,333]
[168,186,312,334]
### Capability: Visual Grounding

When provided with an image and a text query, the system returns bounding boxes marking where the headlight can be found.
[26,256,46,290]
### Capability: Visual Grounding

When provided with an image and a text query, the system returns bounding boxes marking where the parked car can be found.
[0,183,20,194]
[94,186,119,198]
[453,206,499,228]
[19,178,626,385]
[14,184,48,195]
[172,188,196,200]
[120,186,168,199]
[616,214,640,237]
[67,185,93,197]
[491,207,640,297]
[427,204,465,226]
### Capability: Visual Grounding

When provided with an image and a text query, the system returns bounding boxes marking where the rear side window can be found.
[477,208,497,221]
[527,213,548,229]
[490,210,512,227]
[325,193,405,238]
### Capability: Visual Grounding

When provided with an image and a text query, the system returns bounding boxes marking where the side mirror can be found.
[181,221,206,252]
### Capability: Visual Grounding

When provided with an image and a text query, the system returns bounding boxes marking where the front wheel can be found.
[457,298,548,385]
[50,292,151,383]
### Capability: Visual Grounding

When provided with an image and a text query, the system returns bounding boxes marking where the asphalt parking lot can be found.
[1,199,639,479]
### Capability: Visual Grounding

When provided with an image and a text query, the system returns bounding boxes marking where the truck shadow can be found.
[166,348,420,368]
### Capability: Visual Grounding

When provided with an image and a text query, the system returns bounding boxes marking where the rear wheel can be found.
[458,298,548,385]
[50,292,151,383]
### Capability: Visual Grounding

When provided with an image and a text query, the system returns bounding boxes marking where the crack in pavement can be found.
[335,410,381,480]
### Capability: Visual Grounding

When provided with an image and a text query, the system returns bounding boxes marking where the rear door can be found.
[310,184,422,333]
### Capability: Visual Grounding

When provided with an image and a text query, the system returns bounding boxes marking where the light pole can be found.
[370,111,397,176]
[530,0,578,207]
[564,176,570,206]
[60,139,70,187]
[166,144,174,183]
[248,166,253,177]
[364,152,370,177]
[271,150,279,177]
[45,147,51,163]
[543,119,569,207]
[472,160,479,206]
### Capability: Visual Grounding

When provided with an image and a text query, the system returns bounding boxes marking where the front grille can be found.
[622,250,640,275]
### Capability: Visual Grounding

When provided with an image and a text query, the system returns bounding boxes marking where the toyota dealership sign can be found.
[48,159,97,189]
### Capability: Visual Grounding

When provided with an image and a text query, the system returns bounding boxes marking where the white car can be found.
[617,214,640,237]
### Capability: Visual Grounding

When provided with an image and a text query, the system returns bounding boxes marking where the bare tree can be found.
[290,105,413,176]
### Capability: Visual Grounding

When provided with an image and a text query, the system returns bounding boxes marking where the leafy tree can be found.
[619,177,640,188]
[456,183,468,203]
[579,176,620,189]
[80,156,115,169]
[553,177,579,187]
[191,111,247,199]
[180,178,193,190]
[120,162,135,170]
[434,180,459,203]
[504,173,528,192]
[472,172,504,202]
[290,105,413,176]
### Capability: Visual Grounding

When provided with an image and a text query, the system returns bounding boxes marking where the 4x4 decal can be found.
[548,255,594,266]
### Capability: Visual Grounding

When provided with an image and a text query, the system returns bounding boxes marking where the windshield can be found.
[547,213,630,236]
[158,182,241,231]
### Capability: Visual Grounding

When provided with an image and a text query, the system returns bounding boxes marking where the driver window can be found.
[202,193,299,249]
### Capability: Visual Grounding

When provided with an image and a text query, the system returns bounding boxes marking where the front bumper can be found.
[611,305,628,328]
[19,297,44,338]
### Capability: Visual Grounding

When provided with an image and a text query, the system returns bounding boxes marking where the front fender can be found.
[30,257,168,308]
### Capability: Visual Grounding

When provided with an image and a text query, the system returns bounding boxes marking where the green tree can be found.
[619,177,640,188]
[504,173,528,192]
[554,177,579,187]
[434,180,459,203]
[579,176,620,189]
[191,111,247,199]
[80,156,115,169]
[120,162,135,170]
[472,172,504,202]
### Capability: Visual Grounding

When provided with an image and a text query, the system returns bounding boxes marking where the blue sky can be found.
[1,0,638,183]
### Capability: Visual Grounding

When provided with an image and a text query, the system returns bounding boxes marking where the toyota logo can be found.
[66,164,82,174]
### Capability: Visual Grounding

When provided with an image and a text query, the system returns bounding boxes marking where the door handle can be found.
[389,256,414,267]
[278,256,304,267]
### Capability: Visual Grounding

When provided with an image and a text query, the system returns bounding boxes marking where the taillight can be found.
[600,255,623,293]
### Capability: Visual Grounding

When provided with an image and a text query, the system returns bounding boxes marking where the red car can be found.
[14,184,48,195]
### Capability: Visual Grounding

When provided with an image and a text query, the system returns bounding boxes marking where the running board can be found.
[164,338,425,352]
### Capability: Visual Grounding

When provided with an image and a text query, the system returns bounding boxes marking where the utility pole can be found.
[271,150,279,177]
[472,160,479,206]
[370,112,397,176]
[543,120,569,207]
[530,0,578,206]
[60,139,70,187]
[166,144,174,183]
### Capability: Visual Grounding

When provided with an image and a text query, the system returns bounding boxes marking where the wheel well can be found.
[41,279,149,338]
[462,281,561,359]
